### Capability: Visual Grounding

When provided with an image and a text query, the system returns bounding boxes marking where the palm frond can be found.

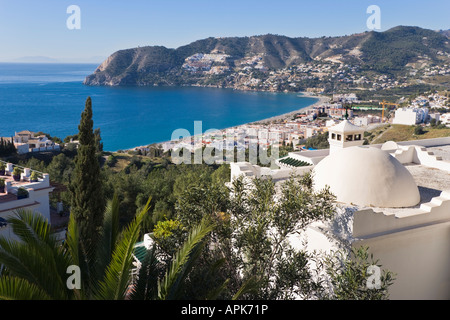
[8,209,54,247]
[158,217,215,300]
[202,258,229,300]
[64,211,92,299]
[0,238,69,299]
[232,276,261,300]
[0,210,72,299]
[0,276,51,300]
[94,197,151,300]
[64,212,80,267]
[206,278,229,300]
[0,238,42,286]
[129,244,159,300]
[94,193,120,281]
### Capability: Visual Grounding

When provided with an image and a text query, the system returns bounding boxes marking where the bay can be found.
[0,63,317,151]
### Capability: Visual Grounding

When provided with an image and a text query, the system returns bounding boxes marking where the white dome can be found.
[312,146,420,208]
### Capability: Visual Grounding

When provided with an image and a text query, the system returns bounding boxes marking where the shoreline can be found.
[121,92,330,153]
[250,92,330,124]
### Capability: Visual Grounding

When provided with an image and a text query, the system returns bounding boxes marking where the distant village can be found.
[149,91,450,155]
[181,52,450,93]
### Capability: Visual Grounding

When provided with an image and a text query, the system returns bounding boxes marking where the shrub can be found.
[152,219,186,257]
[12,167,22,176]
[153,219,183,239]
[17,187,29,199]
[414,125,425,135]
[30,171,39,181]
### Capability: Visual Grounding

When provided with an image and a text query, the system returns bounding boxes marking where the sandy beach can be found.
[125,92,330,152]
[252,92,330,124]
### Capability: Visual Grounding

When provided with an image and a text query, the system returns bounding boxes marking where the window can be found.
[0,217,8,228]
[346,135,353,141]
[331,133,336,140]
[337,134,341,141]
[355,134,361,141]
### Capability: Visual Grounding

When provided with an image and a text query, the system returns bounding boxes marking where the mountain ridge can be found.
[84,26,450,91]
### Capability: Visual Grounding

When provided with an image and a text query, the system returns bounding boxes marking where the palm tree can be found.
[0,195,230,300]
[0,194,151,300]
[129,216,260,300]
[130,216,216,300]
[0,193,259,300]
[0,209,74,299]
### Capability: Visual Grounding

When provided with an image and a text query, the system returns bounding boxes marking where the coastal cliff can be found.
[84,26,450,92]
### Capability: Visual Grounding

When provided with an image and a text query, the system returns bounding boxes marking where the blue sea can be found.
[0,63,318,151]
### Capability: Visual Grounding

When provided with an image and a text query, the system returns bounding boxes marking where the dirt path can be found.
[370,125,392,144]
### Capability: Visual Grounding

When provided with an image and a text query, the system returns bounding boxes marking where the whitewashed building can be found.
[393,107,429,125]
[0,161,54,241]
[230,119,450,299]
[440,113,450,126]
[12,130,60,154]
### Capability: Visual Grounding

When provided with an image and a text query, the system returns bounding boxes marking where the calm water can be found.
[0,63,317,151]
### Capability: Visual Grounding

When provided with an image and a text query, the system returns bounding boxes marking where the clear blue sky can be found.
[0,0,448,63]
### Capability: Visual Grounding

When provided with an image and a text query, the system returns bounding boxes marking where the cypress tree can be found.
[69,97,105,260]
[8,138,16,155]
[0,138,4,156]
[94,128,103,154]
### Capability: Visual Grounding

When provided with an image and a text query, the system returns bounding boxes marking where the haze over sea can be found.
[0,63,318,151]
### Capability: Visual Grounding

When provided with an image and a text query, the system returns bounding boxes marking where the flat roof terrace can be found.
[425,145,450,162]
[0,162,50,203]
[405,163,450,203]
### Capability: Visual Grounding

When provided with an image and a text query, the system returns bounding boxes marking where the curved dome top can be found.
[312,146,420,208]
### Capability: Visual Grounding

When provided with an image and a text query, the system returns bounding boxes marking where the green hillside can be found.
[84,26,450,90]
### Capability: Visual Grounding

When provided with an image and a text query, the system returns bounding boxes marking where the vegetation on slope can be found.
[366,124,450,145]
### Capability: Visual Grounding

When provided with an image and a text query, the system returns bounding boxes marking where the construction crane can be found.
[379,100,399,123]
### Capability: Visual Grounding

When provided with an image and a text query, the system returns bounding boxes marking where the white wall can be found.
[353,190,450,299]
[268,166,313,181]
[393,109,418,125]
[390,145,450,172]
[441,113,450,125]
[288,150,329,165]
[231,161,314,183]
[15,144,29,154]
[393,108,428,125]
[355,222,450,300]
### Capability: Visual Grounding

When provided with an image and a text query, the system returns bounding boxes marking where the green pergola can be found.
[278,157,311,167]
[133,242,148,264]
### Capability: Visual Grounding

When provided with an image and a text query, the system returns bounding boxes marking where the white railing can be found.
[30,145,60,153]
